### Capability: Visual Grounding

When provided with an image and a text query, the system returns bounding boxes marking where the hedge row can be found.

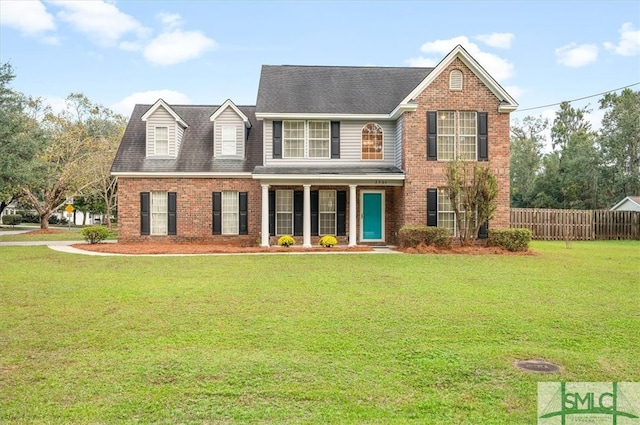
[397,226,452,249]
[487,228,532,252]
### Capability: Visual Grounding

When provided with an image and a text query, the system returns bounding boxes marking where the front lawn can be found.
[0,241,638,424]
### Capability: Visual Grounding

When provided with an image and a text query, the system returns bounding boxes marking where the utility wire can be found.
[517,82,640,112]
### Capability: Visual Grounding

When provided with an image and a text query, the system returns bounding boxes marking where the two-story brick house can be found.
[111,45,517,246]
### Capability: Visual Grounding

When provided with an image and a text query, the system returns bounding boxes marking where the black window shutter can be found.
[336,190,347,236]
[427,188,438,226]
[293,190,303,236]
[478,221,489,239]
[273,121,282,159]
[167,192,177,235]
[239,192,248,235]
[268,190,275,236]
[427,111,437,161]
[331,121,340,159]
[310,191,319,236]
[212,192,221,235]
[140,192,150,235]
[478,112,488,161]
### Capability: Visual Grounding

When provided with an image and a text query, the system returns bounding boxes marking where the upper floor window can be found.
[362,122,383,160]
[282,120,330,159]
[155,126,169,156]
[449,70,463,90]
[221,126,237,156]
[436,111,476,161]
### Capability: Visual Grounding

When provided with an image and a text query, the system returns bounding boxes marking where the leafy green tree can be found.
[0,63,46,216]
[598,89,640,203]
[20,93,124,229]
[510,116,547,207]
[446,160,498,246]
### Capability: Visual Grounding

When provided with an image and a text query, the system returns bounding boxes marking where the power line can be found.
[517,82,640,112]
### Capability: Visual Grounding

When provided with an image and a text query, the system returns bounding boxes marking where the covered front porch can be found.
[252,167,404,247]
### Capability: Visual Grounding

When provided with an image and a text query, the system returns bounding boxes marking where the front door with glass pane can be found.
[361,191,384,242]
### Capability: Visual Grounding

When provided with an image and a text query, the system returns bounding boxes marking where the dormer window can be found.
[155,126,169,155]
[449,70,463,90]
[221,126,238,156]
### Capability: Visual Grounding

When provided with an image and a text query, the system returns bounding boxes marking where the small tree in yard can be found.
[446,159,498,246]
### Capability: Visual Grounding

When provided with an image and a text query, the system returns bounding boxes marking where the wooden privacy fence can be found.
[510,208,640,240]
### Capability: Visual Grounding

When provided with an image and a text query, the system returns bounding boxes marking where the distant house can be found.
[610,196,640,212]
[111,45,517,246]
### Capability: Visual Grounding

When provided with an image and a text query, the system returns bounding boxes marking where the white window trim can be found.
[276,190,294,235]
[282,120,331,159]
[150,191,168,236]
[154,126,169,156]
[361,122,384,160]
[319,190,336,236]
[221,125,238,156]
[436,111,477,161]
[221,191,239,235]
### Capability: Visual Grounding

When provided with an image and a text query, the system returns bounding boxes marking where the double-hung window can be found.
[221,191,239,234]
[437,112,456,161]
[221,126,237,156]
[319,190,336,235]
[308,121,330,158]
[276,190,293,235]
[282,121,330,158]
[155,126,169,156]
[458,112,477,160]
[151,191,168,235]
[283,121,305,158]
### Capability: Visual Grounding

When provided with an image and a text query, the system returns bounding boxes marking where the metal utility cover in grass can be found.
[515,360,561,373]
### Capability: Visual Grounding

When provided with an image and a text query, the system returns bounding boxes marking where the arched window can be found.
[362,123,383,160]
[449,69,463,90]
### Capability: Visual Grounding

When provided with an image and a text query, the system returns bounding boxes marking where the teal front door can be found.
[362,192,383,241]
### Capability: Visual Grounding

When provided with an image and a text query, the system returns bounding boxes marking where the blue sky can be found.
[1,0,639,140]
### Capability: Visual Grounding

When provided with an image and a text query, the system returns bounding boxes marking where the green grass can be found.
[1,241,638,424]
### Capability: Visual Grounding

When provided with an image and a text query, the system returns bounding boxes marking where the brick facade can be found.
[399,57,511,230]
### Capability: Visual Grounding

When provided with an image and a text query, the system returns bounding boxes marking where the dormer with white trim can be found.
[141,99,188,158]
[210,99,251,158]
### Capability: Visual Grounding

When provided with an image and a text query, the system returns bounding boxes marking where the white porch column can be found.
[348,184,357,246]
[303,184,311,247]
[261,184,270,247]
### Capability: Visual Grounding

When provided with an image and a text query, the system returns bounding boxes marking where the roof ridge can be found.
[263,64,434,70]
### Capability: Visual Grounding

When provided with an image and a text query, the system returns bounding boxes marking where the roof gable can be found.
[141,99,188,128]
[611,196,640,210]
[210,99,252,128]
[401,45,518,113]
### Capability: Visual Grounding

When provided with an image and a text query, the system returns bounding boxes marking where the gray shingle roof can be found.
[256,65,433,115]
[111,104,262,174]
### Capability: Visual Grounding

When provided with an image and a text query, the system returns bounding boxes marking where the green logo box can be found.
[538,382,640,424]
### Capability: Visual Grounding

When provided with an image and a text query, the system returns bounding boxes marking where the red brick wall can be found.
[117,177,262,244]
[399,57,511,230]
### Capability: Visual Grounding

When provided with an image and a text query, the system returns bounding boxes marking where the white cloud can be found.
[52,0,150,47]
[410,36,515,82]
[144,30,217,66]
[111,90,191,116]
[157,12,184,30]
[0,0,56,37]
[405,56,438,67]
[476,33,514,49]
[604,22,640,56]
[555,43,598,67]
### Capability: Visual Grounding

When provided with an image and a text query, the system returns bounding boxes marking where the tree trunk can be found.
[0,201,6,218]
[40,211,51,229]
